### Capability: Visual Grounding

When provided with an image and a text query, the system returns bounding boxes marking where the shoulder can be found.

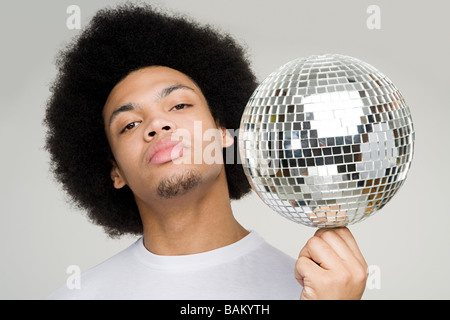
[240,232,302,299]
[249,232,297,268]
[46,238,140,300]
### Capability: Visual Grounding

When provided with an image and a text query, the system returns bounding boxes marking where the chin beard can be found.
[156,169,202,199]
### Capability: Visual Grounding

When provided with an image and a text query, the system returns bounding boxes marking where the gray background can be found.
[1,0,449,299]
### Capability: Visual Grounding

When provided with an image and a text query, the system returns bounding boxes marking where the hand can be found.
[295,227,368,300]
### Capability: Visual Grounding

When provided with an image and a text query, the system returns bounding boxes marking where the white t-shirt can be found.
[47,231,302,299]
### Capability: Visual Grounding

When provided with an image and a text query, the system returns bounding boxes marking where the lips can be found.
[146,136,185,165]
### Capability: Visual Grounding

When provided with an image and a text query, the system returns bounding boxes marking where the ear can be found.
[110,161,126,189]
[220,128,234,148]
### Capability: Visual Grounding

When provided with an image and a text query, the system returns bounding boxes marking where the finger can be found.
[295,255,322,287]
[327,227,368,270]
[298,235,342,271]
[314,228,361,266]
[296,256,321,300]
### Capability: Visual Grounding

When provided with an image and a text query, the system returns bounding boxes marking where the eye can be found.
[170,104,192,111]
[121,121,141,133]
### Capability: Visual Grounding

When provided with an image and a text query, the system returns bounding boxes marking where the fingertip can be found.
[313,227,326,237]
[314,226,350,238]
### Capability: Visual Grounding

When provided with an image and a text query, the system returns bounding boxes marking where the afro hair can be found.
[44,3,258,237]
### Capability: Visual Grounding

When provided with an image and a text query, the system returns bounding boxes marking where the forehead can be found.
[103,66,203,113]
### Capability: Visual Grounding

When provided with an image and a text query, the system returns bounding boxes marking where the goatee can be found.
[157,170,202,199]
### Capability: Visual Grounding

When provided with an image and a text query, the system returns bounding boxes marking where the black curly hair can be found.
[44,3,258,237]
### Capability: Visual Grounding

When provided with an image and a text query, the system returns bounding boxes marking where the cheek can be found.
[110,139,144,174]
[182,116,223,158]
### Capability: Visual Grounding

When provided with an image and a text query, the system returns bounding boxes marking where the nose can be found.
[145,118,176,140]
[148,125,172,137]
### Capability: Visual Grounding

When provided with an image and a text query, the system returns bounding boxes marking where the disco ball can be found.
[239,54,414,228]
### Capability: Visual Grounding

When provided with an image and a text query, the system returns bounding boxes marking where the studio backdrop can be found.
[1,0,449,299]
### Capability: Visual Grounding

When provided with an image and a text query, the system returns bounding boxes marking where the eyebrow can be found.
[108,103,139,128]
[107,84,196,128]
[157,84,195,101]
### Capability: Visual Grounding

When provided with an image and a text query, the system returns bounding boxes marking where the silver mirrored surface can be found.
[239,54,415,227]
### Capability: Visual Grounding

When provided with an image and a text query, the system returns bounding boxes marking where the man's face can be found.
[103,66,231,203]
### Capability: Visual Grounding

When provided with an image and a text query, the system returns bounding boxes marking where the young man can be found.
[45,4,367,300]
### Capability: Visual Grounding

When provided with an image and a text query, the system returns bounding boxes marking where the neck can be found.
[136,168,248,255]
